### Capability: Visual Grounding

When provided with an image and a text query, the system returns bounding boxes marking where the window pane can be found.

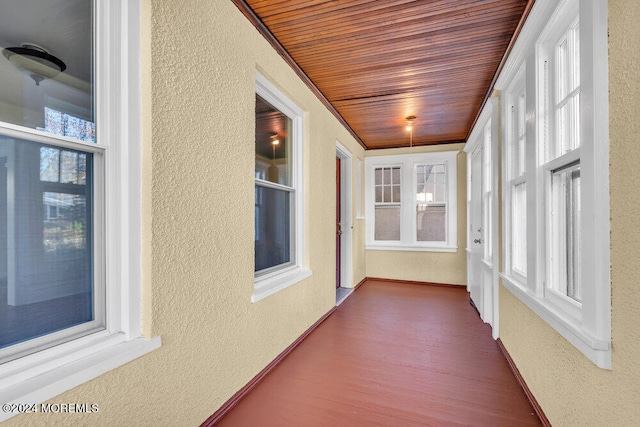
[0,1,94,141]
[375,205,400,241]
[557,37,568,102]
[392,185,401,203]
[0,135,94,350]
[375,186,382,203]
[512,182,527,275]
[392,167,400,185]
[417,205,445,242]
[255,95,292,186]
[254,185,291,272]
[40,147,60,182]
[383,186,391,203]
[549,164,581,302]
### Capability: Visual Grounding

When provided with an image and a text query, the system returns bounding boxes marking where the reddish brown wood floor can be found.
[215,280,541,426]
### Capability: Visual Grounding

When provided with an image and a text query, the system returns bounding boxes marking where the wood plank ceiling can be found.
[235,0,533,150]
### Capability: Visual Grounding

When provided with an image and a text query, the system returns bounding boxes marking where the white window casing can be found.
[365,151,458,252]
[0,1,160,421]
[253,71,311,303]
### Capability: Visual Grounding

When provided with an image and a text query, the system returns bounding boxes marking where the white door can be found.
[468,147,484,315]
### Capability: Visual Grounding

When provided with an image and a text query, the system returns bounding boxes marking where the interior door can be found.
[468,148,484,314]
[336,157,341,289]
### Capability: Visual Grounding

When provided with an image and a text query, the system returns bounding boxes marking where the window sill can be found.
[500,273,611,369]
[0,333,161,422]
[366,244,457,253]
[253,266,312,303]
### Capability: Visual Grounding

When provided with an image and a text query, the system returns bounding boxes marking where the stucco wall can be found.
[4,1,365,425]
[364,144,467,285]
[499,1,640,425]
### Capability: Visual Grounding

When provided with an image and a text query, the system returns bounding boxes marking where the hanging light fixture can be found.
[405,116,416,148]
[2,43,67,86]
[270,134,280,160]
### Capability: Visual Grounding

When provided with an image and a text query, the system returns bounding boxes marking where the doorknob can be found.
[337,230,343,236]
[474,238,482,244]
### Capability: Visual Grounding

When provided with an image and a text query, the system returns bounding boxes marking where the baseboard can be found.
[354,277,367,290]
[200,306,338,426]
[496,338,551,427]
[366,277,466,289]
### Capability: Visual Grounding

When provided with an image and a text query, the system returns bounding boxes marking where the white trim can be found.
[253,71,311,301]
[336,141,354,288]
[0,1,160,420]
[365,151,458,251]
[501,274,610,366]
[0,336,160,422]
[252,268,312,303]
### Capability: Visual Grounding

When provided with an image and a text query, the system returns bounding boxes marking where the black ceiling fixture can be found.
[2,43,67,86]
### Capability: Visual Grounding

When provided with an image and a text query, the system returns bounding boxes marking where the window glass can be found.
[255,95,291,186]
[254,185,291,272]
[549,163,581,302]
[254,92,296,275]
[0,135,95,351]
[416,163,446,242]
[374,166,401,241]
[512,182,527,275]
[374,206,400,241]
[0,0,94,141]
[550,19,580,159]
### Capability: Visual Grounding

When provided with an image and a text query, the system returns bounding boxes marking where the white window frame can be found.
[253,72,311,303]
[0,2,160,421]
[496,0,610,369]
[503,64,528,286]
[365,151,458,252]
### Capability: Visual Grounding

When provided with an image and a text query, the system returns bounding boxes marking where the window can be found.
[504,65,528,283]
[497,0,610,368]
[0,1,159,420]
[374,166,401,241]
[253,72,310,302]
[541,7,581,307]
[365,151,458,252]
[482,123,493,261]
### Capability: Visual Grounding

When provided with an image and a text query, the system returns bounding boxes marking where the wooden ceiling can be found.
[234,0,533,150]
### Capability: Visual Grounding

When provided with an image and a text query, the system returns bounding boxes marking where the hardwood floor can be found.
[214,280,542,426]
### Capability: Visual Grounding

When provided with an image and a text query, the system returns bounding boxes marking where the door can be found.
[336,157,341,289]
[468,147,484,315]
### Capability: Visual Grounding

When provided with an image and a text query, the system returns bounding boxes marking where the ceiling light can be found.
[2,43,67,86]
[405,115,416,132]
[405,116,416,149]
[270,134,280,146]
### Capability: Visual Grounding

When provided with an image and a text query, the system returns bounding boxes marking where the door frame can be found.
[336,141,353,288]
[464,96,500,339]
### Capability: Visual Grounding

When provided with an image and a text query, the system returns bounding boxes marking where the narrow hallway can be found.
[213,280,541,426]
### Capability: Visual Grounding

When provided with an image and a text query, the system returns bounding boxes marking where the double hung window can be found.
[0,1,158,418]
[504,66,528,283]
[253,72,310,302]
[365,151,457,252]
[541,10,582,307]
